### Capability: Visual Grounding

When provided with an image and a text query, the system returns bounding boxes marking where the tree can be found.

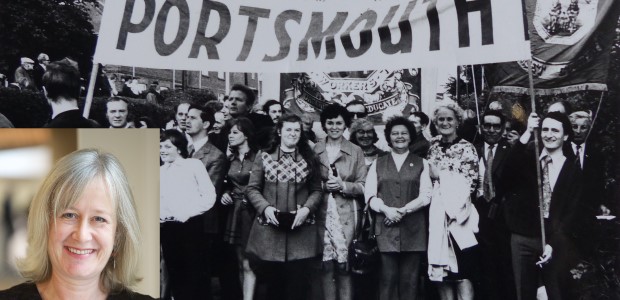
[0,0,99,79]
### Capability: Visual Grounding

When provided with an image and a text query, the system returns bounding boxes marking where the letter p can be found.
[117,0,156,50]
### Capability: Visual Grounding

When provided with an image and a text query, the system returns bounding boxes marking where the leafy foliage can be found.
[0,0,99,79]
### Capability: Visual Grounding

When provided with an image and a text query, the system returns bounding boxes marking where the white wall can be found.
[78,129,159,298]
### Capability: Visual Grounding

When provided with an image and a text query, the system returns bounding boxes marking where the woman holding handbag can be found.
[314,104,367,300]
[245,114,322,300]
[364,116,433,300]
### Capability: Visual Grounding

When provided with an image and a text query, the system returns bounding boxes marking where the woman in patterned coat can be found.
[245,114,322,300]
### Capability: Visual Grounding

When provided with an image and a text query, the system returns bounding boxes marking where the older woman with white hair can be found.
[427,103,480,300]
[0,149,154,299]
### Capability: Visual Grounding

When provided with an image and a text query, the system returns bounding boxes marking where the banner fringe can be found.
[491,84,608,95]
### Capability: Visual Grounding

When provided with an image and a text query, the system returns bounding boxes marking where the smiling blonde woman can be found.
[0,149,155,300]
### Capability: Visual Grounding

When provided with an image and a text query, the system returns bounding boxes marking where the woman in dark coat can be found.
[245,114,322,300]
[221,117,259,300]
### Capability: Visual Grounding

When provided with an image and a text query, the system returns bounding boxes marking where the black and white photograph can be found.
[1,0,619,300]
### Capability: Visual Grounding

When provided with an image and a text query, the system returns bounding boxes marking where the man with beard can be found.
[500,112,582,300]
[474,110,515,300]
[262,99,283,125]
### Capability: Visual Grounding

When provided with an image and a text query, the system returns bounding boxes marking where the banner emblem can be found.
[533,0,599,46]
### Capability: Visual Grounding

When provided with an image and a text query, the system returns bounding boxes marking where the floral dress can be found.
[427,136,479,192]
[427,136,480,280]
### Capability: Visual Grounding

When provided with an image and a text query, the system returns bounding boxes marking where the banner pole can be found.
[527,60,546,249]
[456,66,460,102]
[585,91,605,144]
[83,63,99,119]
[471,65,481,135]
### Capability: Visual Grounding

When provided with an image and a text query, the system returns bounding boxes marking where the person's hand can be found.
[397,205,415,216]
[325,173,344,192]
[221,192,233,205]
[536,244,553,268]
[382,206,403,225]
[429,163,440,180]
[526,113,540,133]
[599,205,611,216]
[292,207,310,229]
[264,206,279,225]
[506,130,520,145]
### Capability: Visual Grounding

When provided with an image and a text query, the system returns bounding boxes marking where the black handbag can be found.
[275,211,296,230]
[348,205,380,275]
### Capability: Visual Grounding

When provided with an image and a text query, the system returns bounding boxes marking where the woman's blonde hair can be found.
[17,149,141,293]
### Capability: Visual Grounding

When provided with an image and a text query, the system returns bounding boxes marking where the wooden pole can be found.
[456,66,460,102]
[527,60,546,249]
[83,63,99,119]
[471,65,481,135]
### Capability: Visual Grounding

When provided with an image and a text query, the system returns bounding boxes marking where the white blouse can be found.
[160,158,216,222]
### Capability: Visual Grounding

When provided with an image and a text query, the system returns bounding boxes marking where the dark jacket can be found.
[475,139,512,203]
[500,142,582,248]
[0,282,156,300]
[44,110,100,128]
[409,133,430,158]
[191,140,227,234]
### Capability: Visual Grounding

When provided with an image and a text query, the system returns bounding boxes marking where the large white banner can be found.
[94,0,531,72]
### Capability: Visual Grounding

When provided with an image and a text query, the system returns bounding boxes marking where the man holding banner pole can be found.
[500,111,582,300]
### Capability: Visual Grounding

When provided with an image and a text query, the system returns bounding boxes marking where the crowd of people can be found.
[159,77,612,300]
[0,55,167,128]
[2,55,611,300]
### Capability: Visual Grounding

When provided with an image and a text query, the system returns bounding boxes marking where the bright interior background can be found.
[0,129,159,297]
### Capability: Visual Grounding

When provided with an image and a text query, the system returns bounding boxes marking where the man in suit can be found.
[14,57,37,91]
[501,112,582,300]
[566,111,610,214]
[186,104,241,299]
[408,111,431,157]
[33,53,49,90]
[474,110,515,300]
[42,59,99,128]
[565,111,609,261]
